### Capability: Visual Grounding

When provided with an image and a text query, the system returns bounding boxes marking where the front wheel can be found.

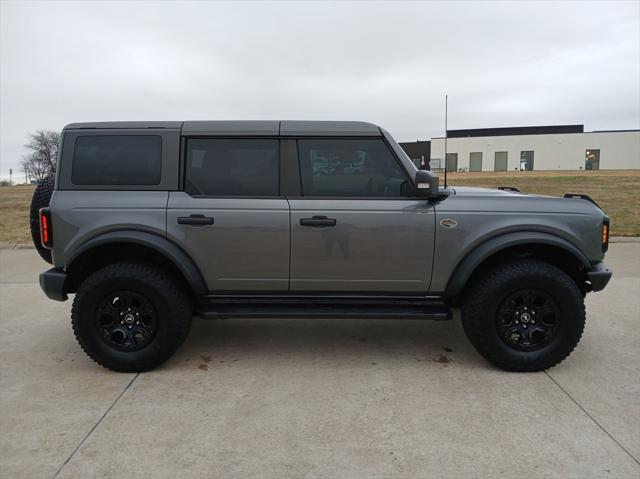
[461,259,585,372]
[72,262,192,372]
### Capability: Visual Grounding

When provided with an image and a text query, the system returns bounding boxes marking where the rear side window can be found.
[72,136,162,185]
[185,138,279,196]
[298,138,408,197]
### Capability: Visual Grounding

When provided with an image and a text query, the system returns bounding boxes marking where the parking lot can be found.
[1,243,639,478]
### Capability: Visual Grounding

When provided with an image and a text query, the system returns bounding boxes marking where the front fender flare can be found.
[65,230,208,296]
[444,231,591,297]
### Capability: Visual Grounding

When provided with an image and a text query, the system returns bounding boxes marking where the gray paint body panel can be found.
[430,190,605,292]
[289,199,436,292]
[166,192,290,292]
[50,191,169,268]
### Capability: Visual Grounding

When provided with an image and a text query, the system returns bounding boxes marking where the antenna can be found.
[444,94,448,188]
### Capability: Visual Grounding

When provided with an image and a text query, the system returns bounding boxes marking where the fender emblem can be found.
[440,218,458,229]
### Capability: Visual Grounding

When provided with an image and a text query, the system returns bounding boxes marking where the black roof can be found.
[63,120,382,136]
[446,125,584,138]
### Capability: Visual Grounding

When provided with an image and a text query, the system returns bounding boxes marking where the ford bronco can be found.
[33,121,612,372]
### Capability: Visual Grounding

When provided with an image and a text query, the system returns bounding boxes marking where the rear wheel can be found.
[461,259,585,372]
[29,174,55,264]
[72,262,192,372]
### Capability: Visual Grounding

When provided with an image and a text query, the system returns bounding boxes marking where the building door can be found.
[585,149,600,170]
[446,153,458,172]
[469,152,483,172]
[494,151,508,171]
[520,151,534,171]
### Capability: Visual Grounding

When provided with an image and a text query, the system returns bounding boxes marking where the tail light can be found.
[39,208,53,249]
[602,216,610,253]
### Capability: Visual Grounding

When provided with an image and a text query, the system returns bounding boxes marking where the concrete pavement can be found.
[1,245,639,478]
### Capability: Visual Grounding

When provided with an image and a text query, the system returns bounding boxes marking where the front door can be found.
[288,137,436,293]
[167,137,289,292]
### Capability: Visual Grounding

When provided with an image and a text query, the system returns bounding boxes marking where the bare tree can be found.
[21,130,61,181]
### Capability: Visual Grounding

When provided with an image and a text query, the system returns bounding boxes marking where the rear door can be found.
[287,137,436,293]
[166,137,289,292]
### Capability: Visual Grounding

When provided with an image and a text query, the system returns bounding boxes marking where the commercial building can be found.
[422,125,639,172]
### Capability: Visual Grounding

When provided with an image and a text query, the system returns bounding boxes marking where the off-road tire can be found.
[29,174,55,264]
[462,259,585,372]
[72,262,192,372]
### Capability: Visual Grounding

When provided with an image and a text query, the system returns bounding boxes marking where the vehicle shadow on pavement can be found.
[167,310,490,372]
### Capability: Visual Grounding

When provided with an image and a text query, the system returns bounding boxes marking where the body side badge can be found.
[440,218,458,229]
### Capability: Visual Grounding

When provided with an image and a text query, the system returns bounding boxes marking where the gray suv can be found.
[34,121,612,372]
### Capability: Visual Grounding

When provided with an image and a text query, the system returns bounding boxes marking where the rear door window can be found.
[72,135,162,185]
[185,138,279,196]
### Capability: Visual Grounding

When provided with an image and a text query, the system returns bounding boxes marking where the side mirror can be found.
[414,170,439,198]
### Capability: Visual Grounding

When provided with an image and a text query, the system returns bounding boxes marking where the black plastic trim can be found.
[564,193,601,209]
[445,231,592,297]
[586,261,612,292]
[65,230,208,295]
[39,268,68,301]
[197,297,452,320]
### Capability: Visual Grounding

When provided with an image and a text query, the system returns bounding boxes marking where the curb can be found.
[609,237,640,243]
[0,243,35,250]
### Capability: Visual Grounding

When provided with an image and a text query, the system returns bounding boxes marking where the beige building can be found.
[429,125,640,172]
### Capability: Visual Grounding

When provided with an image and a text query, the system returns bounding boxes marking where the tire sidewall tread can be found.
[462,259,585,372]
[29,175,55,264]
[71,262,192,372]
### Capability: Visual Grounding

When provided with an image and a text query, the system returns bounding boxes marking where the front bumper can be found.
[39,268,68,301]
[586,261,612,292]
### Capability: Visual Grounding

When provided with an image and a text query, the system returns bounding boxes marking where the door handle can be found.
[177,214,214,226]
[300,215,337,227]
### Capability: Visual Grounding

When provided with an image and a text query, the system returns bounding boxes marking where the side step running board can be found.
[196,300,452,321]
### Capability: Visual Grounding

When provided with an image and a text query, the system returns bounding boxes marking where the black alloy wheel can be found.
[496,289,560,351]
[96,291,158,351]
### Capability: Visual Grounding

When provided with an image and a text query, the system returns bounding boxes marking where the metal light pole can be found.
[444,94,448,188]
[9,168,12,186]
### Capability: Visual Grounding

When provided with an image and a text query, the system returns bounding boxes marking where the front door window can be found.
[298,138,409,197]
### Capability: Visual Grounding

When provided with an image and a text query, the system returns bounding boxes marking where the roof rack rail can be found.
[563,193,600,208]
[497,186,521,192]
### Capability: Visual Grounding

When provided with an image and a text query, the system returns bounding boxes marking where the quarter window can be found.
[297,138,408,197]
[72,135,162,185]
[185,139,279,196]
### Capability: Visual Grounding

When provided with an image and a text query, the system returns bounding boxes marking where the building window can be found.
[494,151,508,171]
[469,152,483,172]
[520,151,534,171]
[445,153,458,172]
[585,149,600,170]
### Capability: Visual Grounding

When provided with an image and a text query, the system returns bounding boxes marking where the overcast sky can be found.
[1,0,639,180]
